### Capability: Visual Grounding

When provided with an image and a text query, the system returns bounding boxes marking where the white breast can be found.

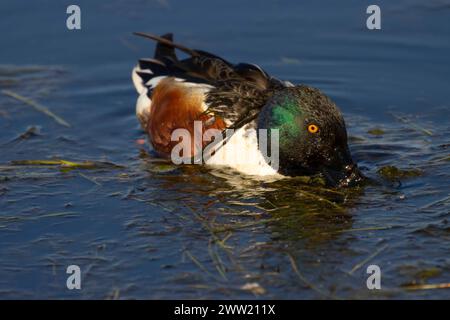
[205,126,283,178]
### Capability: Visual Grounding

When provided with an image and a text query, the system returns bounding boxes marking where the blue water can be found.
[0,0,449,299]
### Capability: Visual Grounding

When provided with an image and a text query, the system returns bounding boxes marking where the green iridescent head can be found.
[258,85,363,186]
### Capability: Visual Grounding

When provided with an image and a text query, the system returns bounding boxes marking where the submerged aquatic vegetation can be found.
[367,128,385,136]
[377,166,422,180]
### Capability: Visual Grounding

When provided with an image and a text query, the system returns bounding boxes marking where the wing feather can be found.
[133,32,288,153]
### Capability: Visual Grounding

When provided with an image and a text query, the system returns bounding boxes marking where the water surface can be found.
[0,0,449,299]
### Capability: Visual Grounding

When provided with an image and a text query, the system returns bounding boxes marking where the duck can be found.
[131,32,363,187]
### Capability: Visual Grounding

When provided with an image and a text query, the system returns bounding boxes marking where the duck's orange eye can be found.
[308,124,319,133]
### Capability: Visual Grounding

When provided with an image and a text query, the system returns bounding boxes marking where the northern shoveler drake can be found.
[132,32,364,187]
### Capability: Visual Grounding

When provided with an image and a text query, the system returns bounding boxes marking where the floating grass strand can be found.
[0,211,78,223]
[79,173,102,186]
[2,89,71,127]
[208,240,228,280]
[349,245,388,275]
[419,195,450,210]
[298,190,344,211]
[323,226,394,235]
[185,250,218,280]
[287,253,335,299]
[210,218,278,233]
[281,185,345,211]
[403,283,450,290]
[389,112,433,136]
[10,159,125,170]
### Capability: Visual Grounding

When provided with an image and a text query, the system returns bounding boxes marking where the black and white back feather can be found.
[132,32,289,130]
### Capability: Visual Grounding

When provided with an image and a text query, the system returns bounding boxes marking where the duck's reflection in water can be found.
[138,154,363,246]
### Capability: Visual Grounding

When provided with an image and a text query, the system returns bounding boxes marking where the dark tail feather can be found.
[154,33,177,61]
[133,32,199,57]
[134,31,237,86]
